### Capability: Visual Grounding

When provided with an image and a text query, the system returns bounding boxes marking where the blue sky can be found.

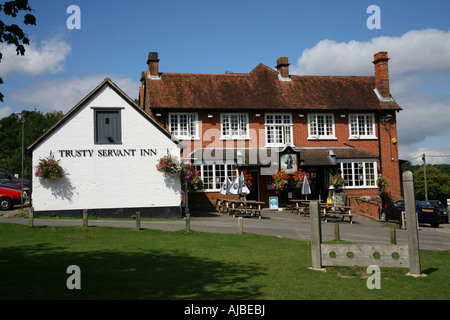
[1,0,449,164]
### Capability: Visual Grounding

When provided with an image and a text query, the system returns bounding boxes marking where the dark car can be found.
[381,200,441,228]
[427,200,448,224]
[0,168,31,190]
[0,184,28,211]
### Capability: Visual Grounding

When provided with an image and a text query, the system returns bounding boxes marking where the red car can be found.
[0,184,28,211]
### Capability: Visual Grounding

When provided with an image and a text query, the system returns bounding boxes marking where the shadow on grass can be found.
[0,243,266,300]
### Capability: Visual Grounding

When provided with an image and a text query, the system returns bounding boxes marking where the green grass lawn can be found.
[0,222,449,300]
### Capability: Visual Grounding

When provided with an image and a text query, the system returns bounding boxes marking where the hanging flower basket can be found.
[242,171,254,189]
[329,173,345,190]
[157,155,203,191]
[180,162,203,191]
[156,155,180,175]
[35,154,64,180]
[272,169,290,194]
[376,174,389,195]
[293,169,309,189]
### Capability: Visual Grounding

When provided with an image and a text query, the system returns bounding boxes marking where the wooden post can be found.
[136,211,141,231]
[334,223,340,241]
[403,171,422,276]
[390,228,397,244]
[309,200,323,269]
[28,207,34,228]
[83,209,88,228]
[238,217,243,235]
[185,213,190,232]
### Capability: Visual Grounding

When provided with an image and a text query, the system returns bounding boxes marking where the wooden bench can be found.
[322,213,353,224]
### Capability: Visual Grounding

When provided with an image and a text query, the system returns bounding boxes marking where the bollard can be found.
[185,213,191,232]
[83,209,88,228]
[309,200,322,269]
[28,207,34,228]
[334,223,340,241]
[403,171,422,276]
[136,211,141,231]
[238,217,243,235]
[390,228,397,244]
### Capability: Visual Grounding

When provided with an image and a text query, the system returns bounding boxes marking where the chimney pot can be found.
[276,57,290,79]
[147,52,160,77]
[373,51,390,98]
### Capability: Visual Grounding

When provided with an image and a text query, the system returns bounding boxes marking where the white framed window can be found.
[308,113,336,139]
[349,113,376,139]
[169,113,199,139]
[194,163,237,191]
[220,113,249,139]
[337,160,377,188]
[265,113,293,146]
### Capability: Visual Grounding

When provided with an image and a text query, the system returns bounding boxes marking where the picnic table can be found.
[289,200,321,215]
[321,204,354,224]
[289,200,354,224]
[215,198,265,219]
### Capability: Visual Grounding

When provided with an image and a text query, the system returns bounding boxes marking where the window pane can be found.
[350,115,358,136]
[189,114,197,137]
[222,114,230,136]
[240,114,247,136]
[366,162,375,186]
[342,163,353,187]
[203,165,214,190]
[366,115,374,136]
[354,162,364,186]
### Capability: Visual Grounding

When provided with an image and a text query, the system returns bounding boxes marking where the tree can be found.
[413,165,450,205]
[0,0,37,101]
[0,110,64,178]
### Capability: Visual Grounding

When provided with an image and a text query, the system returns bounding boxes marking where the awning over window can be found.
[184,147,377,167]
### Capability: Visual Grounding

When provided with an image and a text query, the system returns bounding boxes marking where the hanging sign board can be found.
[278,146,300,174]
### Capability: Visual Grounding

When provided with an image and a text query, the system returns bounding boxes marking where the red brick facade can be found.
[139,52,403,219]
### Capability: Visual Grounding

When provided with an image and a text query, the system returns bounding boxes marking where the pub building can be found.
[139,52,402,219]
[28,52,402,219]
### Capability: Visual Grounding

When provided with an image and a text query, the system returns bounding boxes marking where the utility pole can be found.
[422,153,428,201]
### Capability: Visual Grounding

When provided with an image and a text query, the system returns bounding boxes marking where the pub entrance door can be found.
[245,170,259,201]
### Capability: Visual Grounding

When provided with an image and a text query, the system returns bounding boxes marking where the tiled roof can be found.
[143,63,401,111]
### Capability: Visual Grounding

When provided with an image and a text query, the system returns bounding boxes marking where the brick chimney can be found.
[276,57,290,80]
[147,52,160,77]
[373,51,390,98]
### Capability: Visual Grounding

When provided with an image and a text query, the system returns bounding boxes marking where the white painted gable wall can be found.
[32,85,181,212]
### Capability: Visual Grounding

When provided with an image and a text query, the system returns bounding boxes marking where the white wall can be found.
[32,85,181,212]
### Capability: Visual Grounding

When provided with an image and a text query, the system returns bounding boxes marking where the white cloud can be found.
[8,74,140,113]
[399,145,450,165]
[293,29,450,76]
[0,35,71,77]
[293,28,450,161]
[0,105,13,119]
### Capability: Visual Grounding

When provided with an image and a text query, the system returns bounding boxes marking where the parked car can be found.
[427,200,448,224]
[0,184,28,211]
[381,200,441,228]
[0,168,31,189]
